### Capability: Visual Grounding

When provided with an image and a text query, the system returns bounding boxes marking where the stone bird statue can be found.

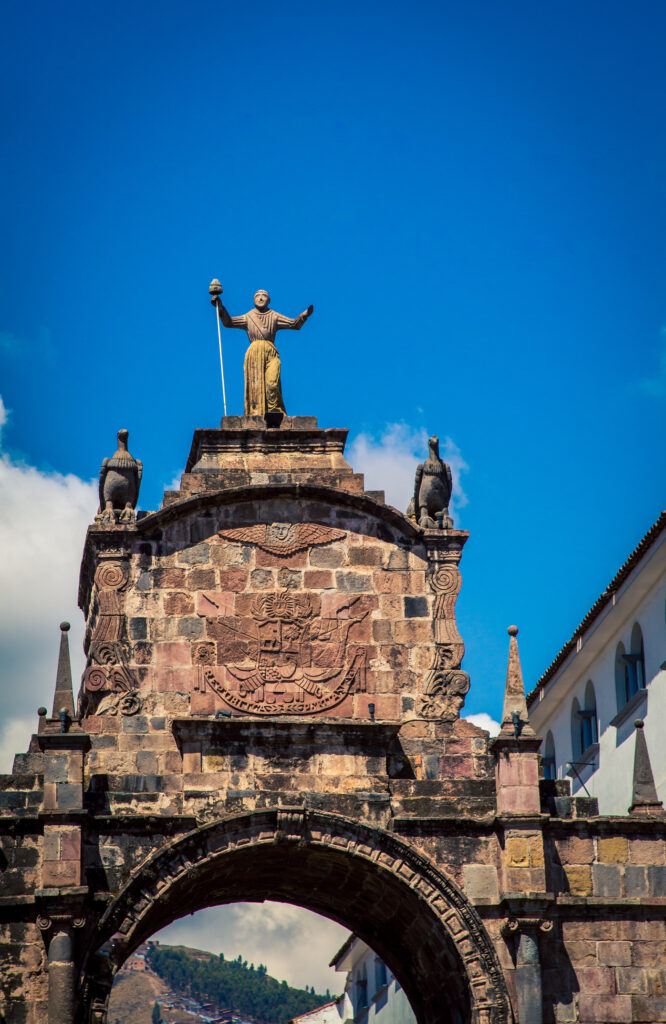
[410,436,453,529]
[96,429,143,524]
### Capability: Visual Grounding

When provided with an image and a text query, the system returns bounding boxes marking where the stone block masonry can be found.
[0,414,664,1024]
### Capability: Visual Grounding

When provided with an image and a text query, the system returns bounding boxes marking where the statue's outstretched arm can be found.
[211,296,247,329]
[275,304,314,331]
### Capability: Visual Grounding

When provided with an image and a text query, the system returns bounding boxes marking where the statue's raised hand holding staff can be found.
[210,288,314,416]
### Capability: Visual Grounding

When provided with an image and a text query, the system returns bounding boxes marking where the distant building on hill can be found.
[291,935,416,1024]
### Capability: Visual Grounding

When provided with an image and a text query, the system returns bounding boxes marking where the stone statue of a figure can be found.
[211,289,313,416]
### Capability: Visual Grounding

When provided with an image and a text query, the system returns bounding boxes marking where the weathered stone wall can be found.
[0,417,665,1024]
[81,496,435,722]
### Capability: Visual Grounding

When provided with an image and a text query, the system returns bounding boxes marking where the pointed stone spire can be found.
[500,625,534,737]
[629,720,664,815]
[51,622,76,720]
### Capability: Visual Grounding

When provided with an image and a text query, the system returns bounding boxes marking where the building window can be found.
[355,966,368,1013]
[571,699,580,759]
[543,731,556,780]
[629,622,646,688]
[581,680,598,750]
[615,625,646,709]
[571,685,598,761]
[374,957,388,991]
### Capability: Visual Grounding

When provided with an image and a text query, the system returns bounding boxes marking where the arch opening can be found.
[109,901,415,1024]
[81,811,510,1024]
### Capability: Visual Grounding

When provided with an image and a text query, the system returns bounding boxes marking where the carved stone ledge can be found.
[37,732,91,753]
[172,717,401,752]
[135,483,421,539]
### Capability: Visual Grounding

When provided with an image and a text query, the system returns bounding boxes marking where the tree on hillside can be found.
[151,1002,162,1023]
[146,944,329,1024]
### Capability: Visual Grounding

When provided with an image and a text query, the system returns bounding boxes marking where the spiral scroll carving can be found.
[419,557,467,721]
[84,667,107,692]
[95,562,128,591]
[429,565,461,594]
[83,559,137,707]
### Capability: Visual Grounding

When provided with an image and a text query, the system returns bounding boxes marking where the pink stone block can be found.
[318,696,354,718]
[60,829,81,861]
[195,591,235,617]
[597,941,631,967]
[628,837,666,865]
[576,995,632,1022]
[497,758,521,787]
[441,735,473,755]
[42,860,80,887]
[519,757,539,785]
[574,968,614,994]
[445,756,475,779]
[362,693,399,721]
[155,667,195,692]
[182,743,202,773]
[155,642,191,667]
[498,786,540,814]
[320,593,356,618]
[190,689,215,715]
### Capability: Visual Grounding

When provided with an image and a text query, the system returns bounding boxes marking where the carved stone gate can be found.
[1,416,665,1024]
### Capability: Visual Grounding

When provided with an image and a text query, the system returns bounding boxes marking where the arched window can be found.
[543,731,556,780]
[615,641,628,708]
[355,964,368,1012]
[616,626,647,709]
[375,956,388,991]
[629,622,646,689]
[571,698,583,759]
[581,680,598,751]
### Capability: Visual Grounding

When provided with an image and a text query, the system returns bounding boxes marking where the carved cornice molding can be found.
[137,483,423,538]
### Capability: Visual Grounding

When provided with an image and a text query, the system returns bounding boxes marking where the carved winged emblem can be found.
[218,522,345,557]
[198,591,368,715]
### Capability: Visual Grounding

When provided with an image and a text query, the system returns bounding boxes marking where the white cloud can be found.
[0,395,97,772]
[347,424,468,519]
[636,328,666,398]
[154,902,349,995]
[464,712,501,736]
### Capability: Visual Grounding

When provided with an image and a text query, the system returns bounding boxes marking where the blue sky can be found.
[2,0,665,720]
[1,0,665,985]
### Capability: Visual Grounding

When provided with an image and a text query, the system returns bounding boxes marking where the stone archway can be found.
[81,810,510,1024]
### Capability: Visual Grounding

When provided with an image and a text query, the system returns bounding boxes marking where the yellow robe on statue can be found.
[224,307,307,416]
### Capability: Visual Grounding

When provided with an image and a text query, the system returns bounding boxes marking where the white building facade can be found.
[291,936,417,1024]
[527,512,666,815]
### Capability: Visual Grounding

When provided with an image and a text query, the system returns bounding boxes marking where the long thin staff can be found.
[208,278,227,416]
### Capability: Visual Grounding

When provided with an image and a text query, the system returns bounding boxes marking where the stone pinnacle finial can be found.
[51,621,76,720]
[500,625,534,737]
[629,720,664,816]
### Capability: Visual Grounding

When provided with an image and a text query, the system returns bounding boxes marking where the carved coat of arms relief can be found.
[195,521,367,714]
[196,590,368,715]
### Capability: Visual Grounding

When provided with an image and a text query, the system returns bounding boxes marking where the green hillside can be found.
[146,943,331,1024]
